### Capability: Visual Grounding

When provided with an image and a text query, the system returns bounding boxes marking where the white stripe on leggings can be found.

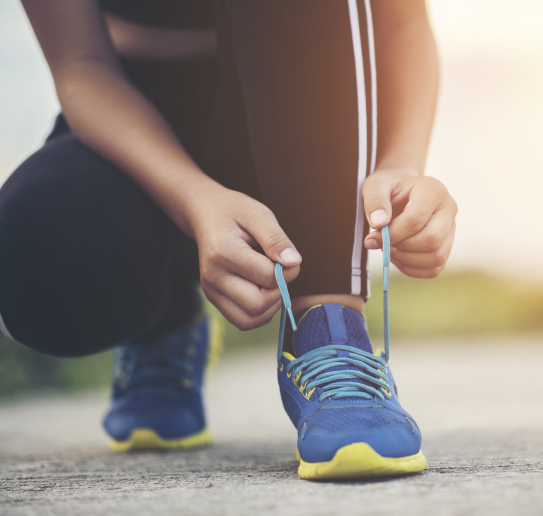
[348,0,377,296]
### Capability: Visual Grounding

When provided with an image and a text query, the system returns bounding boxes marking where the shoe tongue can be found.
[292,304,373,357]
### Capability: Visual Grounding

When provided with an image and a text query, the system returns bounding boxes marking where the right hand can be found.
[187,184,302,331]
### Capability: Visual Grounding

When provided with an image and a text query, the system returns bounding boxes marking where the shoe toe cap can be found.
[103,399,204,441]
[298,406,421,463]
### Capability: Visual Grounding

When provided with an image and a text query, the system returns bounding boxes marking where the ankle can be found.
[292,294,364,315]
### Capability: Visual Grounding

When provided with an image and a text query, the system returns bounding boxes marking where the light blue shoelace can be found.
[275,225,392,401]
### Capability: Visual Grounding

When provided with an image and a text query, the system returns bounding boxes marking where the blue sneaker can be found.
[103,311,222,452]
[275,226,427,479]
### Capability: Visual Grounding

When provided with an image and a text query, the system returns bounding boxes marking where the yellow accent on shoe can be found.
[304,387,315,400]
[373,348,392,398]
[281,352,296,362]
[288,305,322,352]
[297,304,323,325]
[297,443,428,480]
[111,427,212,452]
[373,348,385,358]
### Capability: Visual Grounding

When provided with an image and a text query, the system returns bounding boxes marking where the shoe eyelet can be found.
[287,371,292,378]
[279,363,284,372]
[305,387,315,400]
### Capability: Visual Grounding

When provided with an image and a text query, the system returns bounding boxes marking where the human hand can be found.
[362,168,457,278]
[188,184,301,330]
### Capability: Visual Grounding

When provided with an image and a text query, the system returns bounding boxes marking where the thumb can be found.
[243,211,302,268]
[362,172,394,229]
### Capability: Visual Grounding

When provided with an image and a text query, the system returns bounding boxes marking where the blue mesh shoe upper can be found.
[274,227,423,464]
[306,406,411,432]
[291,305,387,403]
[103,313,210,441]
[276,301,422,463]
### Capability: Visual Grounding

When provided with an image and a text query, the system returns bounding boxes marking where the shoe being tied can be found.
[103,311,222,452]
[275,226,427,480]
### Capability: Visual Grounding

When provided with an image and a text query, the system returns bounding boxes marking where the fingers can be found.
[200,223,298,330]
[387,177,449,245]
[202,244,296,329]
[240,209,302,269]
[393,206,455,252]
[365,212,455,279]
[196,190,301,331]
[214,274,282,317]
[362,173,457,279]
[205,285,282,331]
[365,229,382,250]
[391,261,445,279]
[202,261,286,330]
[360,170,457,281]
[391,222,455,270]
[366,205,455,253]
[221,243,300,290]
[361,171,395,228]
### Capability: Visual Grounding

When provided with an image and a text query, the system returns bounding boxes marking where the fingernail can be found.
[369,209,387,228]
[365,239,380,250]
[280,247,301,263]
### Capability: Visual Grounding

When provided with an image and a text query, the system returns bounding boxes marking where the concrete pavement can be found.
[1,336,543,515]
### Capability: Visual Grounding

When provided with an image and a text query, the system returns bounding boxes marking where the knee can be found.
[0,137,175,357]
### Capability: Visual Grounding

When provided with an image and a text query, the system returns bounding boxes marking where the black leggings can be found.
[0,0,376,357]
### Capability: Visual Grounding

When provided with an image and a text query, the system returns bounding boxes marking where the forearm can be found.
[372,1,439,175]
[55,60,220,237]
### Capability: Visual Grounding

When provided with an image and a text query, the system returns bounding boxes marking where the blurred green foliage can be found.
[0,342,113,397]
[364,269,543,339]
[1,269,543,396]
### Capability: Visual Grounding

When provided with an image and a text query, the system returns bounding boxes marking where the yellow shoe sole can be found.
[111,427,212,452]
[296,443,428,480]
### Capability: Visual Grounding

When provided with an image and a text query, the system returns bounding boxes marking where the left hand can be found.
[362,168,457,279]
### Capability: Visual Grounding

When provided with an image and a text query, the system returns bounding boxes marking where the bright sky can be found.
[1,0,543,279]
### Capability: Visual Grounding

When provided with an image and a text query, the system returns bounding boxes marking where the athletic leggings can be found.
[0,0,376,357]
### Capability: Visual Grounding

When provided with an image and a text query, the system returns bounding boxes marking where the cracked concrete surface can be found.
[1,336,543,515]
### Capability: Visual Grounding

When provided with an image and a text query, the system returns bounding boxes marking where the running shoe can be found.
[103,311,222,451]
[275,226,427,479]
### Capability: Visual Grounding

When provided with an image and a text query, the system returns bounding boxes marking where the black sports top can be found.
[100,0,215,30]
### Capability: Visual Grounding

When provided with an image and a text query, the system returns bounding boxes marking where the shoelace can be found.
[275,225,392,402]
[115,338,197,400]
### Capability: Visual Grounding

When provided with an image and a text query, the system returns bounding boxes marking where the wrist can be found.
[374,161,422,177]
[179,175,228,239]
